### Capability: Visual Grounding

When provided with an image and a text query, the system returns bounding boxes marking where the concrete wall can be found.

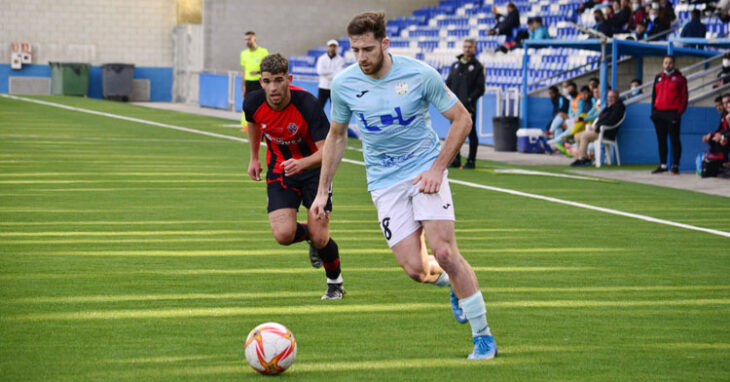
[0,0,176,66]
[203,0,440,72]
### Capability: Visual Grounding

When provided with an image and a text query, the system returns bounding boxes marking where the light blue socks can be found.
[461,291,490,337]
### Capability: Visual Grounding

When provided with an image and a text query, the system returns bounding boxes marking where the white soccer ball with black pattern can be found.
[244,322,297,375]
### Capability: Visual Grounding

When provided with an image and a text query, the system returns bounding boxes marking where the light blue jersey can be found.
[331,55,458,191]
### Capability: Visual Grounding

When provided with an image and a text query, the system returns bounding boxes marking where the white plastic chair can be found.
[594,113,625,168]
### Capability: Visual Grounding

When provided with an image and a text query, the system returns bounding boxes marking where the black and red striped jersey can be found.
[243,86,329,179]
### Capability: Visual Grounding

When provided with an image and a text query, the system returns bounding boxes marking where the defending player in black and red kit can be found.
[244,53,344,300]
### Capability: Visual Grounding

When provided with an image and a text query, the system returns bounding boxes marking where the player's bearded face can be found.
[350,33,388,75]
[260,72,291,108]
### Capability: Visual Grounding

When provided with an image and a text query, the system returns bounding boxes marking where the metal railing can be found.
[619,54,725,100]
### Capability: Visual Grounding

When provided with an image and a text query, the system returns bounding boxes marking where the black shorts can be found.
[266,172,332,213]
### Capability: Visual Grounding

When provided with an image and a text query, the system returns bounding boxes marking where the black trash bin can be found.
[492,116,519,152]
[101,63,135,101]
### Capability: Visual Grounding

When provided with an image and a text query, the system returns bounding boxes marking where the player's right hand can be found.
[248,159,262,181]
[310,194,328,220]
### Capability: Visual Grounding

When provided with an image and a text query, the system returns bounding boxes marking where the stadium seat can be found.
[594,114,625,168]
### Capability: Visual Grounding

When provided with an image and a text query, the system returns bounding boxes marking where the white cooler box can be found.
[516,128,546,153]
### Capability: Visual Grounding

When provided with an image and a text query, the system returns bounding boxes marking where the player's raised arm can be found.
[413,101,471,193]
[247,122,263,181]
[311,121,348,219]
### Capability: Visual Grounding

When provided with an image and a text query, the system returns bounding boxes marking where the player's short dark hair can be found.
[631,78,642,85]
[530,16,542,25]
[245,31,256,36]
[690,9,701,18]
[723,93,730,100]
[464,37,476,45]
[347,11,387,40]
[567,81,577,89]
[580,85,591,93]
[549,85,559,94]
[260,53,289,75]
[664,55,675,62]
[716,95,724,103]
[589,77,599,84]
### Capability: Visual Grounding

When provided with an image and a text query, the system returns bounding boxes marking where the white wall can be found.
[203,0,440,72]
[0,0,177,67]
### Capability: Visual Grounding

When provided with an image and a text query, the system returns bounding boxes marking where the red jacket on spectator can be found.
[632,8,646,27]
[651,69,688,115]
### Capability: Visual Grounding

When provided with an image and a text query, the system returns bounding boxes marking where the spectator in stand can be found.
[576,0,603,17]
[651,55,688,175]
[628,78,643,98]
[547,85,570,135]
[567,87,604,156]
[659,0,676,22]
[714,52,730,88]
[610,0,632,33]
[488,3,520,37]
[553,85,596,156]
[589,77,600,91]
[528,16,551,40]
[713,95,725,115]
[316,39,346,109]
[701,93,730,166]
[680,9,708,38]
[446,38,485,169]
[633,20,649,40]
[570,90,626,166]
[646,4,670,38]
[631,0,647,27]
[594,9,615,36]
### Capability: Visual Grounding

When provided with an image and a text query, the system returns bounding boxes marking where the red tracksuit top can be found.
[651,69,688,115]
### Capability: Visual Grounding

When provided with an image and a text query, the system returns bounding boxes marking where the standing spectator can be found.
[446,38,485,169]
[646,2,671,38]
[594,9,614,36]
[631,0,647,27]
[316,39,346,109]
[241,31,269,100]
[547,85,570,134]
[570,90,626,166]
[610,0,632,32]
[651,56,688,175]
[714,52,730,88]
[488,3,520,37]
[680,9,708,38]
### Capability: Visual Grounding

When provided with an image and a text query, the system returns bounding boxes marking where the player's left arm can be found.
[413,101,471,193]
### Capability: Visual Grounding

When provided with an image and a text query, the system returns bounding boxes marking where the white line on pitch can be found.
[2,94,727,238]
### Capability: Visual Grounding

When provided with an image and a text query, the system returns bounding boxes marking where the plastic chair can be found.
[594,113,625,168]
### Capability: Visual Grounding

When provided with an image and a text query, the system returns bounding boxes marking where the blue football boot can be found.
[450,288,468,324]
[468,335,498,360]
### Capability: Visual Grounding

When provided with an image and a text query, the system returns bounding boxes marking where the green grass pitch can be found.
[1,95,729,381]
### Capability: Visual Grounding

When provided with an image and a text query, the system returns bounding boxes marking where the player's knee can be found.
[432,247,456,269]
[310,235,328,249]
[272,230,295,246]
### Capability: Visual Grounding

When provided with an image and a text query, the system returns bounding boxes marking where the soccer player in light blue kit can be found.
[310,11,497,360]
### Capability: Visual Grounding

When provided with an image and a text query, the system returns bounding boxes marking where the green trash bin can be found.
[49,62,90,96]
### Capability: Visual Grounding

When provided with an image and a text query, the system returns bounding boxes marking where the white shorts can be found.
[370,170,455,248]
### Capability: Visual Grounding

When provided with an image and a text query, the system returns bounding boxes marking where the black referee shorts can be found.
[266,172,332,213]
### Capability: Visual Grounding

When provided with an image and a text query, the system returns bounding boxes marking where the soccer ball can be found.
[244,322,297,375]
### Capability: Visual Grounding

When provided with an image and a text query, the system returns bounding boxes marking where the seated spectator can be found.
[680,9,707,38]
[546,85,570,134]
[488,3,520,37]
[645,4,670,38]
[702,93,730,161]
[594,9,615,37]
[576,0,603,15]
[628,78,643,98]
[714,52,730,88]
[570,90,626,166]
[528,16,551,40]
[549,81,579,138]
[633,20,649,40]
[589,77,600,91]
[631,0,647,27]
[610,0,633,32]
[659,0,676,22]
[553,85,596,155]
